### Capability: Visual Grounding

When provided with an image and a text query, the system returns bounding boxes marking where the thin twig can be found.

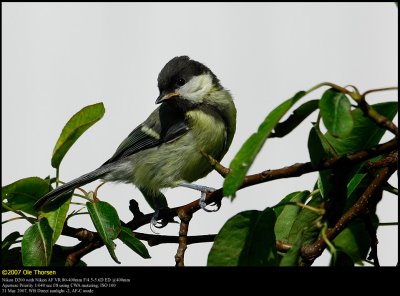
[356,97,398,136]
[94,181,107,199]
[272,201,325,215]
[383,183,398,196]
[378,222,398,226]
[362,87,398,97]
[2,202,36,224]
[1,216,28,224]
[200,150,230,177]
[321,223,336,264]
[276,240,292,252]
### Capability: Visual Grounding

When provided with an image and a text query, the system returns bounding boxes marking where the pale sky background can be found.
[2,3,398,266]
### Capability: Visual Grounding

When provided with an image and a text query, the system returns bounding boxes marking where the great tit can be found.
[34,56,236,212]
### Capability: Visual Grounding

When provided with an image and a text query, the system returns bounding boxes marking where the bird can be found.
[34,56,237,216]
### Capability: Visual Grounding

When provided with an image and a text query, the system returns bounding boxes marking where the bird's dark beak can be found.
[155,91,179,104]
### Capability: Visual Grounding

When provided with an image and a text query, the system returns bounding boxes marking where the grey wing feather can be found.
[102,124,160,165]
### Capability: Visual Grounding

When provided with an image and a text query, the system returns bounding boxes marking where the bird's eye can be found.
[176,78,186,86]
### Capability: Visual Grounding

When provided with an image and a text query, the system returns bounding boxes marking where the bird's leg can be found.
[139,188,171,232]
[180,183,221,212]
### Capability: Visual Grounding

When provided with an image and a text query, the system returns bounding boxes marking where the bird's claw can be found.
[150,209,169,234]
[199,188,221,212]
[199,192,221,213]
[180,183,221,212]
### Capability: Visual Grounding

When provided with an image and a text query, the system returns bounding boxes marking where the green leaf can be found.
[86,201,121,264]
[279,233,303,266]
[288,193,324,245]
[274,191,310,243]
[272,100,319,138]
[118,227,151,259]
[273,191,304,218]
[345,171,375,213]
[2,231,21,252]
[224,91,307,198]
[2,177,50,215]
[333,217,377,264]
[51,102,105,169]
[345,156,384,211]
[319,163,348,225]
[308,126,337,167]
[39,194,72,245]
[21,218,53,266]
[319,89,354,138]
[308,127,339,205]
[139,188,168,211]
[325,102,398,155]
[308,124,349,220]
[308,127,326,168]
[208,208,277,266]
[347,173,368,202]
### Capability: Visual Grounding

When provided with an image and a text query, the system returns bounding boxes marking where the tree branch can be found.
[175,208,192,267]
[62,225,97,241]
[132,232,216,246]
[62,223,291,252]
[65,241,103,266]
[61,224,217,265]
[242,139,397,189]
[363,150,398,172]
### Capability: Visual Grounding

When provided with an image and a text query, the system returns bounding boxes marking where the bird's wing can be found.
[102,104,189,166]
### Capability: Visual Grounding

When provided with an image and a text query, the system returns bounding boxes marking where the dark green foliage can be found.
[87,201,122,264]
[208,208,277,266]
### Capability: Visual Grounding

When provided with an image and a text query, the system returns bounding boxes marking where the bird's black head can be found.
[156,56,221,104]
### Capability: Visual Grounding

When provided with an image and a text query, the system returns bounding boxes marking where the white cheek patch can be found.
[178,73,213,102]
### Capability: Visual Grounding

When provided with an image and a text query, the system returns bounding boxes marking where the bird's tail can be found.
[34,165,111,210]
